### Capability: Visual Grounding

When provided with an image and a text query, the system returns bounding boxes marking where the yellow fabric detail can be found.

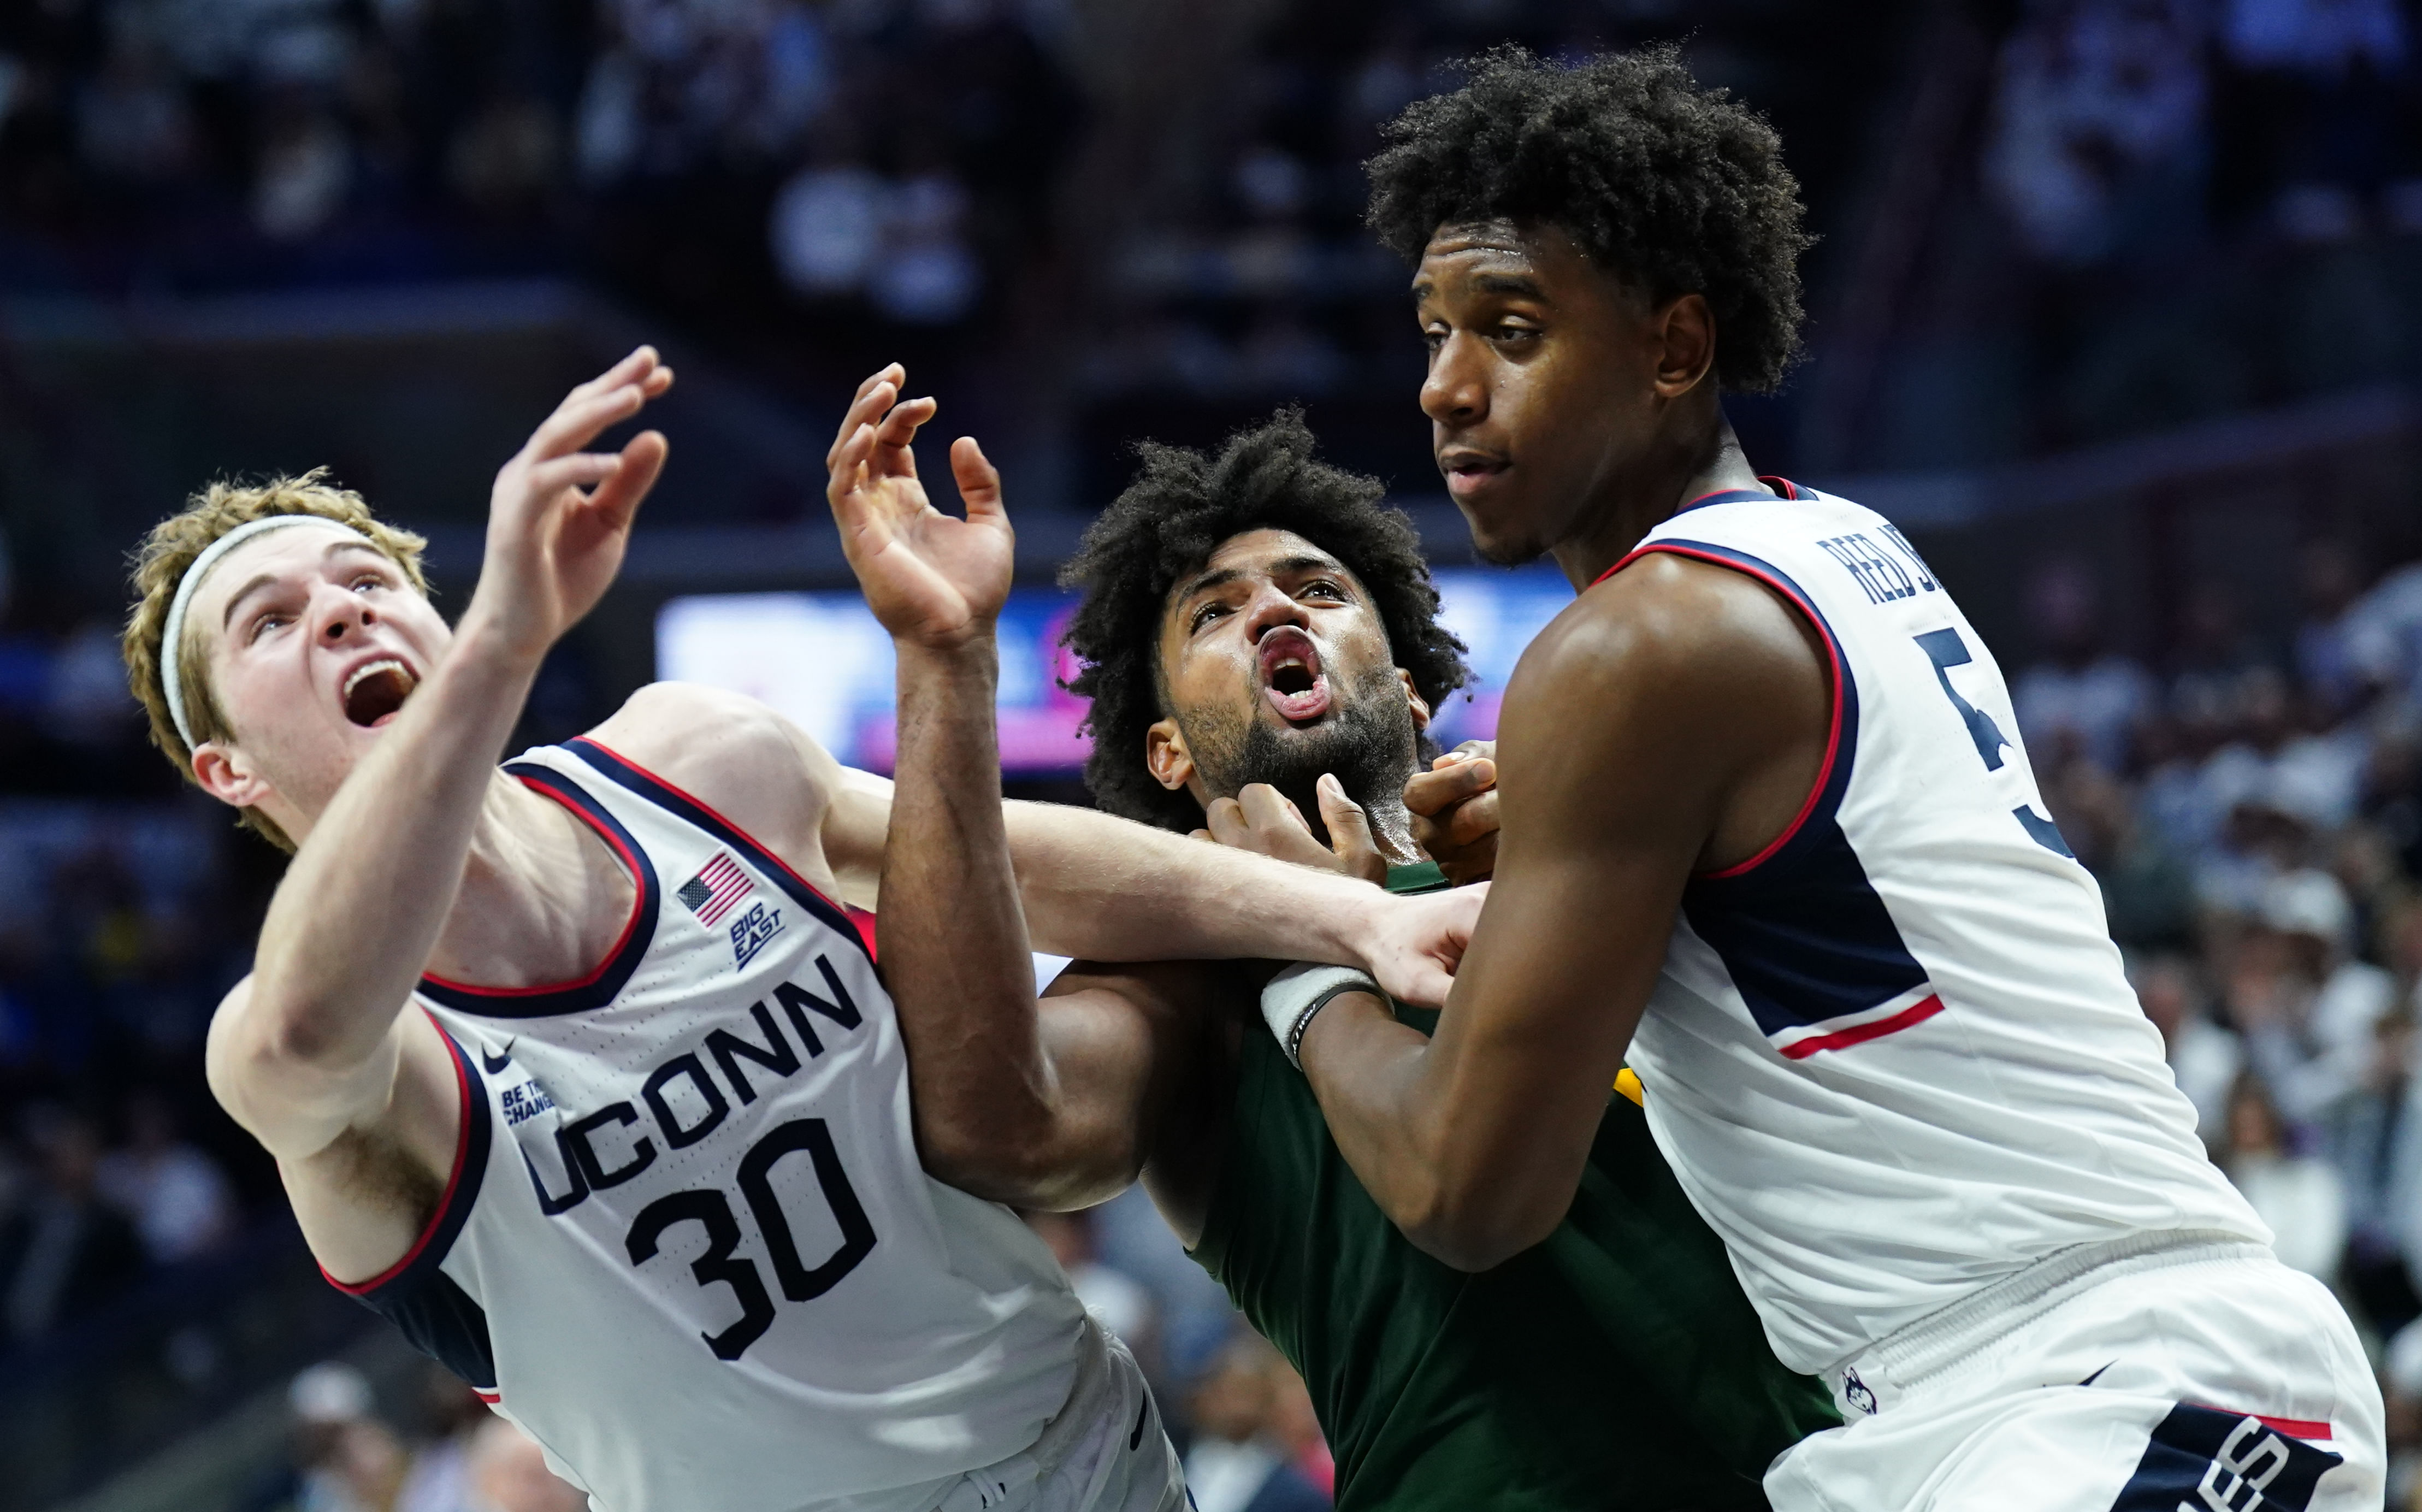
[1614,1068,1645,1106]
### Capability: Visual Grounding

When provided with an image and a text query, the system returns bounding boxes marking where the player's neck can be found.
[1549,410,1767,592]
[426,771,637,989]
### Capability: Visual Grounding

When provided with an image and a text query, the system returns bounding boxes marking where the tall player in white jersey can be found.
[1250,47,2386,1511]
[118,350,1478,1512]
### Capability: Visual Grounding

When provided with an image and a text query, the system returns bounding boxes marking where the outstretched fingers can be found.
[566,345,660,406]
[825,421,897,556]
[584,430,670,532]
[949,436,1006,525]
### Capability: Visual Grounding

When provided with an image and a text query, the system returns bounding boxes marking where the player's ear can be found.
[190,739,275,811]
[1652,292,1717,398]
[1144,718,1195,793]
[1398,668,1432,733]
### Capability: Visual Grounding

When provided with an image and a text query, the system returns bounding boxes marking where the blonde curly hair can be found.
[122,471,430,850]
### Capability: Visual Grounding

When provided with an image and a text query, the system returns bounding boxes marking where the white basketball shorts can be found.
[1767,1230,2384,1512]
[932,1314,1185,1512]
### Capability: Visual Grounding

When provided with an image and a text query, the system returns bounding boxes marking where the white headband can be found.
[159,513,372,752]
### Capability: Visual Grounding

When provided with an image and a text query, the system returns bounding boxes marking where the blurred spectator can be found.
[2052,760,2196,948]
[1027,1206,1157,1350]
[2013,559,2152,775]
[0,1111,143,1342]
[2221,1072,2348,1279]
[289,1361,410,1512]
[395,1364,490,1512]
[2136,954,2242,1145]
[96,1090,234,1264]
[1983,0,2208,265]
[466,1415,587,1512]
[1184,1333,1329,1512]
[2234,869,2398,1129]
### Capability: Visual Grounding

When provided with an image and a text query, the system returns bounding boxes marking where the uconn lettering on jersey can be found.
[520,954,867,1216]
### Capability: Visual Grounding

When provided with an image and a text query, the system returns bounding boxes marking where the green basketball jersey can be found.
[1189,862,1836,1510]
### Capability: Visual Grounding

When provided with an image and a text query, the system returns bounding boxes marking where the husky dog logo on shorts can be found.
[1841,1368,1878,1416]
[2108,1404,2341,1512]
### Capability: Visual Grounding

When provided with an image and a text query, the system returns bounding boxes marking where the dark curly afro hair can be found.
[1059,410,1472,832]
[1367,43,1811,394]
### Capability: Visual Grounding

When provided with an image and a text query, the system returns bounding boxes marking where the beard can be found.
[1177,659,1420,843]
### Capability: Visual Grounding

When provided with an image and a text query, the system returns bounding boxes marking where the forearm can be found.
[248,614,539,1072]
[883,637,1059,1179]
[1292,990,1590,1271]
[1003,802,1379,966]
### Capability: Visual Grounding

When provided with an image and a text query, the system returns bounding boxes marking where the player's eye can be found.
[1492,321,1539,344]
[350,574,382,592]
[1301,580,1345,601]
[1190,603,1228,632]
[249,612,289,643]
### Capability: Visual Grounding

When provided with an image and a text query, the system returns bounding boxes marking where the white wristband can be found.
[1261,962,1380,1071]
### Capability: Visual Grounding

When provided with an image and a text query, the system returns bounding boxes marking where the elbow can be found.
[1392,1176,1566,1274]
[917,1112,1137,1213]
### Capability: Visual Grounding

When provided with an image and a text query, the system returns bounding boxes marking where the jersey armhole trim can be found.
[1596,539,1851,882]
[322,1009,493,1297]
[418,766,660,1015]
[565,736,873,965]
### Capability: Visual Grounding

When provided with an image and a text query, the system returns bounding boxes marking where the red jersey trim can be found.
[1593,542,1846,881]
[2189,1406,2334,1442]
[321,1009,474,1296]
[420,772,648,999]
[570,737,855,922]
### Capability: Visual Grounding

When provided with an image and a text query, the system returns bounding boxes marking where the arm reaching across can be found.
[205,351,672,1275]
[1286,556,1830,1271]
[822,369,1476,1202]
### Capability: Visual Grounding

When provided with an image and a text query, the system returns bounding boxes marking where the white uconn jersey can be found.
[1612,483,2266,1376]
[333,739,1086,1512]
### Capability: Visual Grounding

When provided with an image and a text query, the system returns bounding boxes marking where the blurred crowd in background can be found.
[5,0,2422,1508]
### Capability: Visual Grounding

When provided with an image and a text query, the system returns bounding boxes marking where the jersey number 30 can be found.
[623,1117,878,1360]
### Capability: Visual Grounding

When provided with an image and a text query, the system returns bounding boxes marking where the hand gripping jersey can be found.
[335,738,1086,1512]
[1612,483,2268,1377]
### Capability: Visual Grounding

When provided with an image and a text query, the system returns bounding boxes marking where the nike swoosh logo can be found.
[480,1039,517,1075]
[2079,1361,2115,1388]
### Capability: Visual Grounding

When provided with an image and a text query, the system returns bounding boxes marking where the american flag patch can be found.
[677,853,754,927]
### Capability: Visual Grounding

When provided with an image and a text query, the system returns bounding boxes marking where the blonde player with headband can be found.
[123,349,1479,1512]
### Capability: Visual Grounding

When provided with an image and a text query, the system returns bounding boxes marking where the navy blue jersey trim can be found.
[417,764,661,1018]
[1618,538,1933,1043]
[328,1017,493,1300]
[1674,477,1803,514]
[564,738,873,965]
[1638,539,1860,878]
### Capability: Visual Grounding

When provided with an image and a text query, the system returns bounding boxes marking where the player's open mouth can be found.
[1259,628,1331,723]
[342,658,420,727]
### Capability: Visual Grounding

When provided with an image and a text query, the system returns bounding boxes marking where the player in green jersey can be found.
[821,383,1835,1508]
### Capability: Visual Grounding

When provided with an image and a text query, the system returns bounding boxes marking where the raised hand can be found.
[1405,740,1500,885]
[825,364,1013,649]
[472,346,674,661]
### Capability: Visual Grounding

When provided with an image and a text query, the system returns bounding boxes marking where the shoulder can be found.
[582,682,844,871]
[1513,550,1822,709]
[588,682,840,811]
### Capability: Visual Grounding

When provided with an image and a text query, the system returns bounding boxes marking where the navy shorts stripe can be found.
[2108,1403,2341,1511]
